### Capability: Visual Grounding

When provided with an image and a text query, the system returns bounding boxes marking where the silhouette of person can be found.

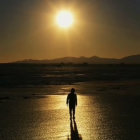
[66,88,77,120]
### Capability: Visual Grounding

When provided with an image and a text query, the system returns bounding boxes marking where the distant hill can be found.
[14,54,140,64]
[120,55,140,64]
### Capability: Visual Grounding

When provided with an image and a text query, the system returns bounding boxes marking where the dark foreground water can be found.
[0,64,140,140]
[0,64,140,87]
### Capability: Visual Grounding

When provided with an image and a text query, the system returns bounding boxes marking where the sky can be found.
[0,0,140,62]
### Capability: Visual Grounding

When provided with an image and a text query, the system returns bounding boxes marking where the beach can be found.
[0,80,140,140]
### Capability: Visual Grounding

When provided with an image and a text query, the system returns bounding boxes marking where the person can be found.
[66,88,77,120]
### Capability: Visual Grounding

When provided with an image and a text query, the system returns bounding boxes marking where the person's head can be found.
[71,88,75,94]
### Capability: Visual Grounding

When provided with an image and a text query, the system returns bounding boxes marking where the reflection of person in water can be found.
[66,88,77,120]
[67,120,82,140]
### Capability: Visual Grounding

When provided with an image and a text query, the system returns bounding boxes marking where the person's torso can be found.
[69,93,76,105]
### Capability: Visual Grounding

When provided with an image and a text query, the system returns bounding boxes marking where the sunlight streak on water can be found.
[35,95,102,140]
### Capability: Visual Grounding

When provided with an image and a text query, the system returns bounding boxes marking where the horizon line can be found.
[0,54,140,64]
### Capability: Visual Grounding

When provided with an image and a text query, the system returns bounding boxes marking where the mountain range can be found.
[14,54,140,64]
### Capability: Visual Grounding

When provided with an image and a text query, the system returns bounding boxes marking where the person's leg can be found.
[73,106,75,119]
[69,106,72,119]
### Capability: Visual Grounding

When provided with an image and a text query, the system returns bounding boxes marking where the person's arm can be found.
[75,94,77,106]
[66,94,69,105]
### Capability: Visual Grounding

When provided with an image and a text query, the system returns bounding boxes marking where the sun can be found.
[56,11,74,28]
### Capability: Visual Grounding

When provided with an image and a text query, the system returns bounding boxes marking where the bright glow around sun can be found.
[56,11,74,28]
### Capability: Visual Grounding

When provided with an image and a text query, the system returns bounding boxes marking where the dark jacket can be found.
[67,93,77,107]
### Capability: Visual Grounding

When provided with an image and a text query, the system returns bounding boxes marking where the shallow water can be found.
[0,64,140,139]
[0,90,140,140]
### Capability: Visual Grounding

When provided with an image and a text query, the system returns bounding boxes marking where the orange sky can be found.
[0,0,140,63]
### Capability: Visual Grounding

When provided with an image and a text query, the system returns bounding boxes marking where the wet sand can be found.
[0,81,140,140]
